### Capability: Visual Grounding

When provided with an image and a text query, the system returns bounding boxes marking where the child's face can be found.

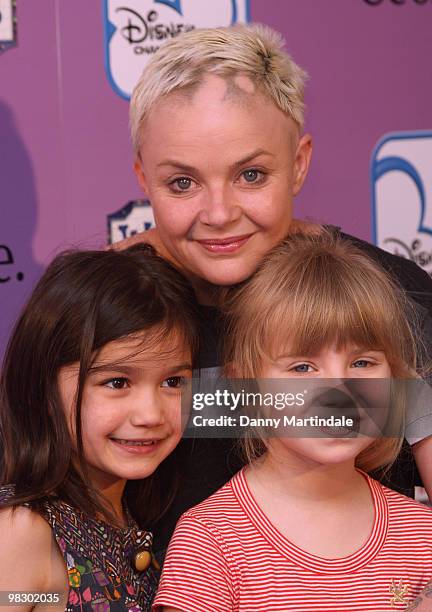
[58,328,192,491]
[258,342,392,468]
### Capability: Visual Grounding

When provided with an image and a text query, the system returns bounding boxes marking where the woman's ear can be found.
[292,133,313,196]
[134,158,149,195]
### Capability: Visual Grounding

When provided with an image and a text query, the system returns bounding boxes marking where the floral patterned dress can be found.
[0,486,159,611]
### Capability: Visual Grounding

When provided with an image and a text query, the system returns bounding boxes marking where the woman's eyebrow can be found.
[231,149,274,169]
[157,160,196,172]
[157,149,274,173]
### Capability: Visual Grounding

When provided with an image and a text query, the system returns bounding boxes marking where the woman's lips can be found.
[196,234,253,253]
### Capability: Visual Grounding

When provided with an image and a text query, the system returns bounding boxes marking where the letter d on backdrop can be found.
[103,0,250,99]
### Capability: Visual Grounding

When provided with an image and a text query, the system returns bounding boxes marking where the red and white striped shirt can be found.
[153,469,432,611]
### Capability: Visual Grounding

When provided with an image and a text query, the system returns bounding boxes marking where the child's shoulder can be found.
[372,476,432,522]
[0,502,53,545]
[175,468,250,544]
[184,469,242,519]
[0,503,58,589]
[0,485,51,540]
[164,473,246,570]
[0,485,57,560]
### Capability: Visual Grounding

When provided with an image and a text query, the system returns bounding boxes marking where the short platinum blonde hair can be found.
[130,23,307,155]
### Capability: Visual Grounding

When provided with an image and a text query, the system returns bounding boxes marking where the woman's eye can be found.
[169,177,193,192]
[161,376,186,389]
[352,359,372,368]
[290,363,313,373]
[104,377,129,390]
[241,169,263,184]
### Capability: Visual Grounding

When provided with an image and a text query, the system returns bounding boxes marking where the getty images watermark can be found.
[192,386,361,431]
[180,377,432,439]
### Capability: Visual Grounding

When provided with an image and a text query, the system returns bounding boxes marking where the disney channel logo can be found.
[116,6,194,52]
[383,237,432,271]
[104,0,249,98]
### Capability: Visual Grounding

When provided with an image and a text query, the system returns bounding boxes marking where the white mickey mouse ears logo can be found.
[371,131,432,275]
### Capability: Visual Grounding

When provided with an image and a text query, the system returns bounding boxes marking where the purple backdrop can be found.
[1,0,431,353]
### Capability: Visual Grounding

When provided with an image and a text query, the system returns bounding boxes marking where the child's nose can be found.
[129,392,166,428]
[310,386,359,421]
[323,365,347,380]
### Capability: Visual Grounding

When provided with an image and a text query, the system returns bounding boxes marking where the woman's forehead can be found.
[151,73,259,112]
[139,76,297,167]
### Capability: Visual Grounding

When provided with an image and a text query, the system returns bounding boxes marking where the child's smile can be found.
[58,327,192,491]
[110,437,165,454]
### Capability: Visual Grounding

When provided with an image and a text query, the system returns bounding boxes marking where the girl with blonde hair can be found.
[154,231,432,611]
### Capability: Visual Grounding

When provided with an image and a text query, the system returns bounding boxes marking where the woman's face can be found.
[135,74,312,286]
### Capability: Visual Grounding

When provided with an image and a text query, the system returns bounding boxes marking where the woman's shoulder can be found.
[337,228,432,295]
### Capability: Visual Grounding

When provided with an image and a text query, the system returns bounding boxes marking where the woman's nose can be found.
[198,186,242,227]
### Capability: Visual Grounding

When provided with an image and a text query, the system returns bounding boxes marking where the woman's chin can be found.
[195,261,258,287]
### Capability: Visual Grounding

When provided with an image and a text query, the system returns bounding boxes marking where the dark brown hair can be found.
[0,244,200,527]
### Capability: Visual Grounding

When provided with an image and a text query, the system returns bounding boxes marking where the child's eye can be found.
[104,377,129,390]
[290,363,314,373]
[161,376,187,389]
[351,359,372,368]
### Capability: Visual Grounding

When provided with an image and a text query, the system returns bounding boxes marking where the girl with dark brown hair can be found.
[0,244,200,611]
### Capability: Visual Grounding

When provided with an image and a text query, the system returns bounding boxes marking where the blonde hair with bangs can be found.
[130,23,307,155]
[225,230,419,473]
